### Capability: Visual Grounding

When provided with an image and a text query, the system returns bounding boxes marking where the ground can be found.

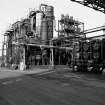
[0,68,105,105]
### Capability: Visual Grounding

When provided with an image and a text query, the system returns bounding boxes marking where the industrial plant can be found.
[1,1,105,105]
[1,1,105,73]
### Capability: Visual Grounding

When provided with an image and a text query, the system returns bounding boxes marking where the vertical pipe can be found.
[59,52,60,65]
[49,40,54,69]
[50,48,54,67]
[41,47,44,65]
[23,46,26,69]
[101,40,103,60]
[51,48,54,66]
[58,20,59,37]
[6,42,8,66]
[2,42,4,66]
[64,19,66,36]
[30,14,36,35]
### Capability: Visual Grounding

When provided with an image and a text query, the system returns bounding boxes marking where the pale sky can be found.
[0,0,105,55]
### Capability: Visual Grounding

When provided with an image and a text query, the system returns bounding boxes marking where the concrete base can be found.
[49,65,55,70]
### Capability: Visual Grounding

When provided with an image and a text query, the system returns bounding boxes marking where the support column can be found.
[41,47,44,65]
[23,45,26,70]
[23,46,26,67]
[49,48,54,70]
[72,42,76,71]
[20,45,26,71]
[6,42,8,67]
[59,55,60,65]
[51,48,54,66]
[1,42,5,67]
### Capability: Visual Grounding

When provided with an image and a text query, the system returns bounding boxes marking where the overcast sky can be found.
[0,0,105,54]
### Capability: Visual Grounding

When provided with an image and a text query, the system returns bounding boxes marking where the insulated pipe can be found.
[29,11,39,33]
[29,10,45,34]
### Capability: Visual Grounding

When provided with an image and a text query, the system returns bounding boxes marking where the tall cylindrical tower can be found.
[40,18,48,42]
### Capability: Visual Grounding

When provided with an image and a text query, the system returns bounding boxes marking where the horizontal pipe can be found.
[12,42,73,50]
[84,25,105,34]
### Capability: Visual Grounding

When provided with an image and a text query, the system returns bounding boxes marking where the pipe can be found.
[84,25,105,34]
[29,10,45,35]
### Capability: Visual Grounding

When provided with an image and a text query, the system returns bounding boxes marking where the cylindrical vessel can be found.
[36,13,43,37]
[47,20,53,39]
[45,6,54,40]
[40,18,48,42]
[30,15,36,32]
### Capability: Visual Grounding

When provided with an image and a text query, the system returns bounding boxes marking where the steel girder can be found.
[70,0,105,13]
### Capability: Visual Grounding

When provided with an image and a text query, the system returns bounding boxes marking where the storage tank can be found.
[40,18,48,42]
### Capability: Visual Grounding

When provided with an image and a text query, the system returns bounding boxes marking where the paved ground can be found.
[0,67,50,79]
[0,68,105,105]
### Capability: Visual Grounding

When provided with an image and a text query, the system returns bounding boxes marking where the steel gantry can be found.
[70,0,105,13]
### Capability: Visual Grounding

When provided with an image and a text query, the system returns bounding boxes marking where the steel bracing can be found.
[71,0,105,13]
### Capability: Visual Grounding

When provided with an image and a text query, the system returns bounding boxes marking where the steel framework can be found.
[71,0,105,13]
